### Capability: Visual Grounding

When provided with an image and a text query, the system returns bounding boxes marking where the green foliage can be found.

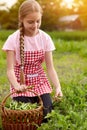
[48,31,87,40]
[0,30,14,41]
[53,39,87,58]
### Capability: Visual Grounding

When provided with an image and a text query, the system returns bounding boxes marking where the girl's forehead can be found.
[25,12,42,19]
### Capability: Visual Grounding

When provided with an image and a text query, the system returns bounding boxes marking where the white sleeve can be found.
[2,35,15,51]
[45,35,55,51]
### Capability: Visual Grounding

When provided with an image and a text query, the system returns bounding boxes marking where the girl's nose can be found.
[32,22,38,28]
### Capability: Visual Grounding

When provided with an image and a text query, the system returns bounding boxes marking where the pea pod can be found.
[6,100,39,110]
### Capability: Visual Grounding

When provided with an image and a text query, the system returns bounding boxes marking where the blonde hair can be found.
[19,0,43,20]
[19,0,42,84]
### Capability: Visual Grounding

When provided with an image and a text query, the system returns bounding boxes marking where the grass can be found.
[47,30,87,40]
[0,30,87,130]
[38,33,87,130]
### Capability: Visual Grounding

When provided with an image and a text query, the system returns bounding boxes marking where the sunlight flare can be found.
[61,0,74,9]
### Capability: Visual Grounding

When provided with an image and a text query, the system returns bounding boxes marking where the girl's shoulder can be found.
[8,30,20,39]
[7,30,20,41]
[39,29,51,39]
[2,30,20,51]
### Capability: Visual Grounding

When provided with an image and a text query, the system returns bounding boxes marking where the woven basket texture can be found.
[1,90,43,130]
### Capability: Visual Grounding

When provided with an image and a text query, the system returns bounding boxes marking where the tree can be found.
[38,0,62,30]
[0,0,24,29]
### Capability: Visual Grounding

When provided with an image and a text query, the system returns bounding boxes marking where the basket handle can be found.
[1,87,43,111]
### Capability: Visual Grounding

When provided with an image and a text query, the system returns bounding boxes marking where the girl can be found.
[2,0,63,121]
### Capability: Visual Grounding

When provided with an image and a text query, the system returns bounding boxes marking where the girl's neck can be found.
[24,29,39,37]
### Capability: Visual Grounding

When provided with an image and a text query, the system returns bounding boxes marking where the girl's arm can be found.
[6,50,26,91]
[45,51,63,98]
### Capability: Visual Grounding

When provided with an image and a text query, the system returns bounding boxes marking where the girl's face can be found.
[22,12,42,36]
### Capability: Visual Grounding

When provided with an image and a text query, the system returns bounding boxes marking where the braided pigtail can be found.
[18,0,43,84]
[19,22,25,85]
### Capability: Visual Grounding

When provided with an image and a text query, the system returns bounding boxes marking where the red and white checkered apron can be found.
[11,50,52,97]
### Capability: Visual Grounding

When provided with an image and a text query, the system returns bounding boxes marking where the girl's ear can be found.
[18,15,23,22]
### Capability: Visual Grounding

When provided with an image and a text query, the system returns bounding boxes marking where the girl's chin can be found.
[29,30,38,36]
[25,29,38,36]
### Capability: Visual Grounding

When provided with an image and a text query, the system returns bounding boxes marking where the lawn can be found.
[0,30,87,130]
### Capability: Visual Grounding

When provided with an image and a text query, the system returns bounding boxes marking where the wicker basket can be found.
[1,89,43,130]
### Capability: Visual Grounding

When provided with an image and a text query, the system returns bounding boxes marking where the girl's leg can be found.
[13,96,38,103]
[40,93,53,122]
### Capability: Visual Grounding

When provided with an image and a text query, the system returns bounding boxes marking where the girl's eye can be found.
[27,21,33,24]
[37,20,40,23]
[27,20,40,24]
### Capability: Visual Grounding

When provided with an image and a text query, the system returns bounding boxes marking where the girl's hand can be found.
[14,84,27,92]
[54,87,63,101]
